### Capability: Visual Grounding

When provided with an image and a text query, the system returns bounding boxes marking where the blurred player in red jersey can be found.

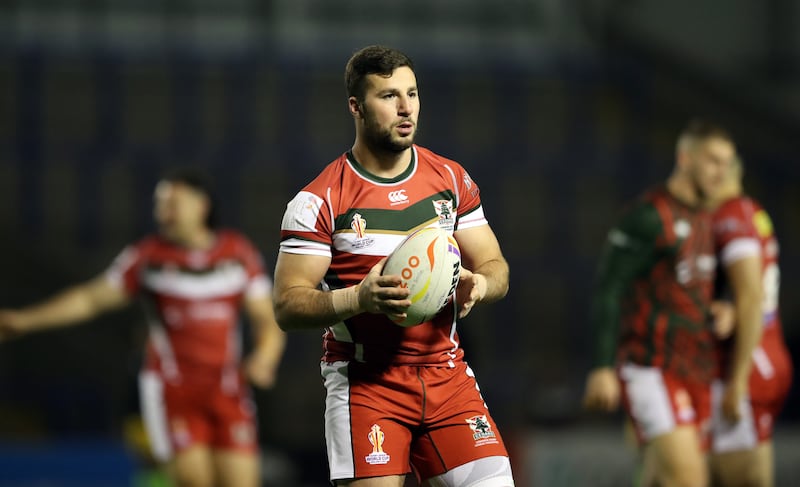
[272,45,514,486]
[707,157,793,487]
[0,169,286,487]
[582,120,736,487]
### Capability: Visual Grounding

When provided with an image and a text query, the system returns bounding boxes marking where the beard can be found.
[361,108,417,154]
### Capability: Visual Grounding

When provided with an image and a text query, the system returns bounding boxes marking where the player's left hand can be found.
[455,267,487,319]
[722,379,746,423]
[244,350,279,389]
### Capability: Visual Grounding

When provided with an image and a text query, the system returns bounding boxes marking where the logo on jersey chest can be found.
[433,199,455,231]
[350,212,375,249]
[388,189,409,206]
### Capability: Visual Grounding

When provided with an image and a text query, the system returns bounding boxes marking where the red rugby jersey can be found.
[105,230,271,385]
[713,195,788,373]
[279,145,487,367]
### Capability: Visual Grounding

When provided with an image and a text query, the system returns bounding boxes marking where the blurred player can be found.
[707,157,793,487]
[272,45,514,486]
[0,169,286,487]
[582,120,736,487]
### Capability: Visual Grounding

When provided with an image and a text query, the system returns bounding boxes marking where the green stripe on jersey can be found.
[334,190,456,234]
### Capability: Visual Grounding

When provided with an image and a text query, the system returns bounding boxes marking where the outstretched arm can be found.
[0,275,131,340]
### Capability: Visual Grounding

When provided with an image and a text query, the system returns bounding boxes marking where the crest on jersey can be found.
[433,199,455,231]
[365,424,391,465]
[753,210,773,238]
[350,212,375,249]
[673,219,691,239]
[465,415,498,446]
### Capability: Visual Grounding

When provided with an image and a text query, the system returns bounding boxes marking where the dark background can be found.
[0,1,797,486]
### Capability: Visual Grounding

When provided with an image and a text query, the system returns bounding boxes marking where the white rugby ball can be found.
[382,227,461,327]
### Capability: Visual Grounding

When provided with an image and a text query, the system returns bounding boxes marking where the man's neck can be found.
[169,228,215,250]
[666,174,701,208]
[350,142,412,179]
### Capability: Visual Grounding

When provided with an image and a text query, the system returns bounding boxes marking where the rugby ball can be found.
[382,227,461,327]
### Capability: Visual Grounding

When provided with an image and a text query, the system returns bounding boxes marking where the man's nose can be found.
[397,95,412,115]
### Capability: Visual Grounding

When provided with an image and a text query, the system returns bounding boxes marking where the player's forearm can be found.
[274,286,361,331]
[16,287,100,331]
[473,257,509,304]
[728,292,763,385]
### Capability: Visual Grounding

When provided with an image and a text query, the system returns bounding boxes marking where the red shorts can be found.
[619,363,712,450]
[139,369,258,461]
[322,360,509,482]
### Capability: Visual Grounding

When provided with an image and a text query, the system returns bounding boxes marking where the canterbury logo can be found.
[388,190,408,204]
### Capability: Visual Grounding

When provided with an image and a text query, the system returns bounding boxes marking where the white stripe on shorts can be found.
[620,363,677,441]
[710,379,757,453]
[139,371,173,462]
[321,361,355,480]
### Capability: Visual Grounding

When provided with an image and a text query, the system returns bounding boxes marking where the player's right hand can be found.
[0,310,25,341]
[582,367,620,412]
[357,259,411,321]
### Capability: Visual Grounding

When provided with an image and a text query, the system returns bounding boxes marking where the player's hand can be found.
[0,310,26,342]
[721,379,746,423]
[710,300,736,339]
[358,258,411,321]
[582,367,620,412]
[455,267,486,319]
[243,350,279,389]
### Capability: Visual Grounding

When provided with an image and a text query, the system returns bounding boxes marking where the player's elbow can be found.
[272,296,302,331]
[272,303,292,332]
[497,280,509,300]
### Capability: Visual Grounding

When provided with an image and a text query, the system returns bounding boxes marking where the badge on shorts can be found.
[171,418,192,448]
[230,421,255,446]
[465,415,499,446]
[365,424,391,465]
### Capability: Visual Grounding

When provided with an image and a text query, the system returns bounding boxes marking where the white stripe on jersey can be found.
[328,322,354,343]
[721,237,761,266]
[752,346,775,379]
[280,238,332,257]
[105,246,139,290]
[143,264,249,300]
[443,163,460,208]
[332,231,407,257]
[149,321,180,381]
[457,205,488,230]
[245,275,272,300]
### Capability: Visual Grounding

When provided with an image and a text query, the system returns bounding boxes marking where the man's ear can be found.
[348,97,363,119]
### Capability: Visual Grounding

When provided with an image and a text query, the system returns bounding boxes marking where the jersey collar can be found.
[345,146,417,185]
